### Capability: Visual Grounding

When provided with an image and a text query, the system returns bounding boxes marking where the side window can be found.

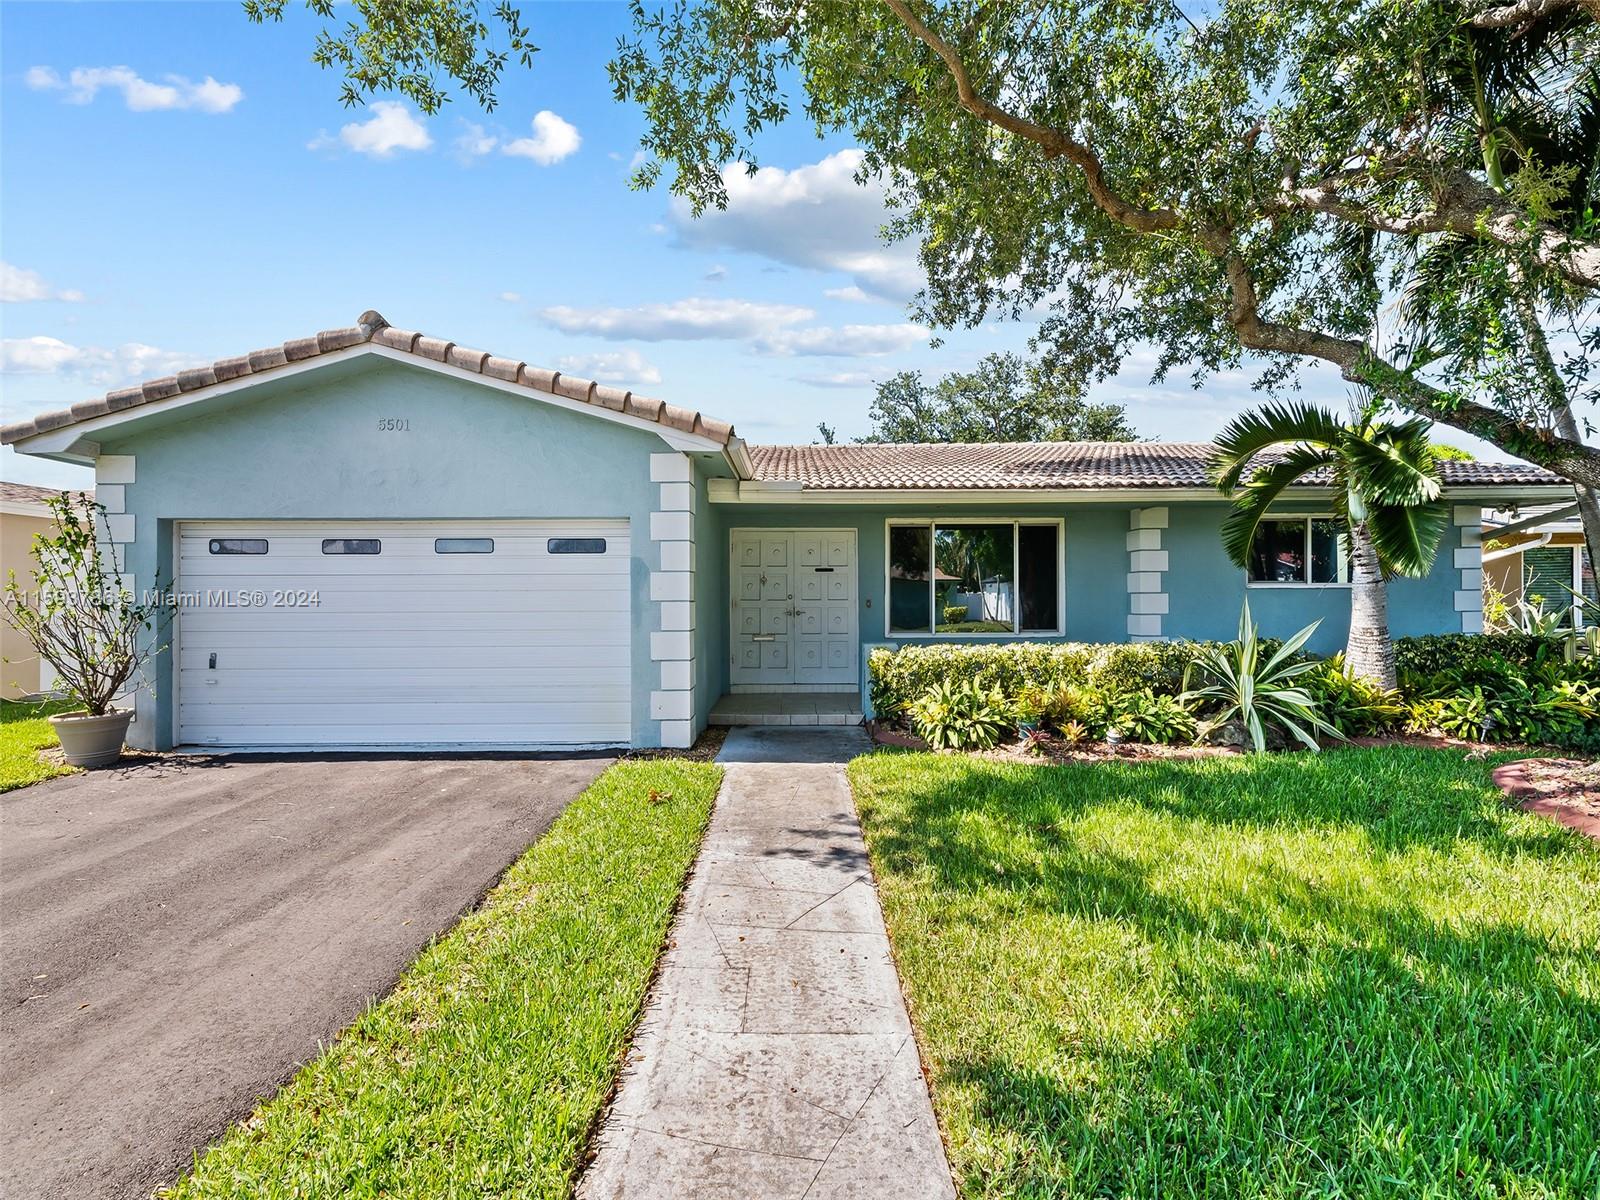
[208,539,268,555]
[548,538,606,554]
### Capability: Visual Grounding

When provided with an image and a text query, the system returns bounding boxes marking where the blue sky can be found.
[1,1,1492,491]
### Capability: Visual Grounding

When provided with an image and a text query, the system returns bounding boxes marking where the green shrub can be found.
[906,680,1014,751]
[942,605,970,626]
[1090,641,1215,697]
[868,640,1218,716]
[1106,688,1197,744]
[1394,632,1569,680]
[1303,654,1406,736]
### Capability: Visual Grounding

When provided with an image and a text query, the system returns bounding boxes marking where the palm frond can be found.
[1366,500,1451,577]
[1217,447,1338,568]
[1211,402,1345,492]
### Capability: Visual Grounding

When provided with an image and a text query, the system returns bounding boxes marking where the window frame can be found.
[1243,514,1353,589]
[320,538,382,556]
[883,517,1065,639]
[434,537,495,555]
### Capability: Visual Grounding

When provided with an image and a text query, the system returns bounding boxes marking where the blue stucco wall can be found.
[707,499,1467,677]
[692,458,728,731]
[104,357,679,749]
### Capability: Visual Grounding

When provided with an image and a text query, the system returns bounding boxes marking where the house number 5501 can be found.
[377,418,410,431]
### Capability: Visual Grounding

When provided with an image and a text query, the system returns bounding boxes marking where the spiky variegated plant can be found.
[1211,402,1448,690]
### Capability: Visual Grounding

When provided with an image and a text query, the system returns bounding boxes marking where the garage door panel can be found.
[180,591,629,619]
[175,721,632,745]
[179,674,631,701]
[180,644,630,670]
[178,520,632,747]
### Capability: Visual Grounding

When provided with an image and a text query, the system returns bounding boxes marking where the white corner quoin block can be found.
[659,541,695,573]
[650,452,692,483]
[95,455,136,485]
[658,481,696,512]
[650,511,693,543]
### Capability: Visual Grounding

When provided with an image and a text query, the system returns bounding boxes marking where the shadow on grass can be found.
[852,747,1600,1198]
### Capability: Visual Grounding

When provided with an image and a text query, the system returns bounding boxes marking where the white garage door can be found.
[176,520,631,747]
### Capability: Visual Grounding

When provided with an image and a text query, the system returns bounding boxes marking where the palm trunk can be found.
[1345,522,1397,689]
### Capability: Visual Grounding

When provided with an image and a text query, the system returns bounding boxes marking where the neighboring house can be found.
[1482,504,1596,628]
[0,481,85,699]
[1,310,1573,751]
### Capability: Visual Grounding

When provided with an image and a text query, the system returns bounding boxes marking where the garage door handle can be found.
[208,653,217,669]
[752,635,775,642]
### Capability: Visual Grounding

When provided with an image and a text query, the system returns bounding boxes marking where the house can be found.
[1,310,1574,751]
[0,481,82,699]
[1482,503,1596,627]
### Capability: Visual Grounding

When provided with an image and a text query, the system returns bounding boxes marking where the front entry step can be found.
[709,691,863,727]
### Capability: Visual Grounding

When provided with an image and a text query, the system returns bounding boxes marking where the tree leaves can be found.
[861,352,1137,442]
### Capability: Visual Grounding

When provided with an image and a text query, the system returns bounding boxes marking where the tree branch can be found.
[881,0,1182,233]
[1467,0,1600,29]
[1278,166,1600,290]
[1222,255,1600,485]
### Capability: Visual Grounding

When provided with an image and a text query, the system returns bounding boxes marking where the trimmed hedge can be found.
[868,641,1218,716]
[869,632,1599,720]
[1394,632,1591,680]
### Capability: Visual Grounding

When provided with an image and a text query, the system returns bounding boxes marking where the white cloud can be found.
[27,64,242,113]
[502,111,581,165]
[755,322,928,358]
[1,263,84,303]
[824,285,873,303]
[704,264,728,283]
[555,350,663,386]
[796,371,876,388]
[309,101,432,158]
[455,121,498,159]
[669,149,922,301]
[498,291,523,303]
[0,336,191,381]
[539,297,814,342]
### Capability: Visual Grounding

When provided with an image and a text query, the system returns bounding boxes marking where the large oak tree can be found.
[255,0,1600,541]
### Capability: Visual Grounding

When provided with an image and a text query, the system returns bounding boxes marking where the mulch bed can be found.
[1491,759,1600,842]
[624,725,727,763]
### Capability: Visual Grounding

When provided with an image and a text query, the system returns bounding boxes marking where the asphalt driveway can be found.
[0,752,611,1200]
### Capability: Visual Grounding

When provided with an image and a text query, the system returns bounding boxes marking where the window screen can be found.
[322,539,380,555]
[548,538,606,554]
[208,539,267,555]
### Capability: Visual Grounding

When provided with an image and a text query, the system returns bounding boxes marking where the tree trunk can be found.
[1514,294,1600,596]
[1345,522,1398,689]
[1547,402,1600,601]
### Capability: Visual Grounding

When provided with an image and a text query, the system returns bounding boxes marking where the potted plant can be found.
[1,491,170,767]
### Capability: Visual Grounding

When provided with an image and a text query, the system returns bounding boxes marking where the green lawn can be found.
[848,747,1600,1199]
[162,759,722,1200]
[1,698,77,792]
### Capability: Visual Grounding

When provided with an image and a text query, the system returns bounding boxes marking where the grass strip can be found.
[164,758,722,1199]
[0,698,77,792]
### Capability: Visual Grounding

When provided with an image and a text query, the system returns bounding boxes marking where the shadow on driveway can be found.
[1,751,611,1200]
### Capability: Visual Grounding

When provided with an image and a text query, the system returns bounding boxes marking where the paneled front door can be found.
[730,529,858,686]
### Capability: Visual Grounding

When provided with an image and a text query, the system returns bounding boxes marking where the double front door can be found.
[731,529,858,687]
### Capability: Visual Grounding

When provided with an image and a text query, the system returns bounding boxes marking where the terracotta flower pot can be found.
[48,709,133,768]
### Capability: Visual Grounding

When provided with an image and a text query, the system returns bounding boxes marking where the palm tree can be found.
[1211,402,1449,690]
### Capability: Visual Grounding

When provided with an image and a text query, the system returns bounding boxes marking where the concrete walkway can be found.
[579,728,955,1200]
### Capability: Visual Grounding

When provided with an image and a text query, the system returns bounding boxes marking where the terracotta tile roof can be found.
[0,310,739,449]
[0,481,84,505]
[746,441,1567,490]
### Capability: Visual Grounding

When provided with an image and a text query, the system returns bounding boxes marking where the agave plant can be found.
[1181,600,1341,753]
